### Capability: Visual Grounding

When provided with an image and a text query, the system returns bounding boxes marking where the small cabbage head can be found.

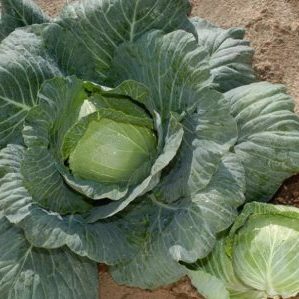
[188,202,299,299]
[60,91,158,187]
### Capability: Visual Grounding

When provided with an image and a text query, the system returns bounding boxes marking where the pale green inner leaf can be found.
[69,118,157,184]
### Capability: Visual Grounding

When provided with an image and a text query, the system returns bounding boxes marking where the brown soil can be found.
[33,1,299,298]
[35,0,69,16]
[99,265,200,299]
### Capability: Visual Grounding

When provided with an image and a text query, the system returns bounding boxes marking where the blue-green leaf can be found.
[110,154,245,289]
[0,0,49,41]
[0,25,60,148]
[43,0,192,83]
[0,215,99,299]
[156,90,238,202]
[226,82,299,201]
[109,29,211,119]
[192,17,255,92]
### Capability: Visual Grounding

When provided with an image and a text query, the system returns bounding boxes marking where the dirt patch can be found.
[30,1,299,298]
[35,0,70,16]
[99,265,200,299]
[274,175,299,208]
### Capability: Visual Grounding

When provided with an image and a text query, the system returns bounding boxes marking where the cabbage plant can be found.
[1,0,299,298]
[188,202,299,299]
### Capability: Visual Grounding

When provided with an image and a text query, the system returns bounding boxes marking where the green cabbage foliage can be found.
[188,202,299,299]
[0,0,299,298]
[0,0,49,41]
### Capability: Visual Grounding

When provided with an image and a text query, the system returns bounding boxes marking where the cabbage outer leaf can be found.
[0,0,49,41]
[191,17,256,92]
[188,269,231,299]
[109,29,211,120]
[43,0,193,84]
[0,215,99,299]
[156,89,238,202]
[110,153,245,289]
[0,25,60,148]
[226,82,299,201]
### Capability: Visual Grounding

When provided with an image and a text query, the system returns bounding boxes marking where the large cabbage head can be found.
[1,0,299,297]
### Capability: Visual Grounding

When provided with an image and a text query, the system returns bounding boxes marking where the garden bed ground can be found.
[37,0,299,298]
